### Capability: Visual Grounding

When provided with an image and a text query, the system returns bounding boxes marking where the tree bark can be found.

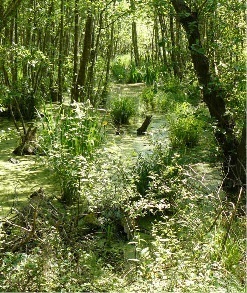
[71,0,80,102]
[102,11,115,104]
[169,10,181,78]
[86,12,102,105]
[158,13,169,70]
[130,0,140,66]
[170,0,246,197]
[75,12,94,102]
[57,0,64,103]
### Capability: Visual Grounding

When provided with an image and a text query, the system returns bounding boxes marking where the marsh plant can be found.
[168,102,203,148]
[111,56,129,83]
[0,135,245,292]
[109,96,136,126]
[141,87,156,111]
[39,101,105,204]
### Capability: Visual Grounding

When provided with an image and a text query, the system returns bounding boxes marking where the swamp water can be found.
[105,83,169,159]
[0,83,221,216]
[0,84,167,216]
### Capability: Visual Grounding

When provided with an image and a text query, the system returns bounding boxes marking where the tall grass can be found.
[109,96,136,126]
[167,102,203,148]
[39,101,104,204]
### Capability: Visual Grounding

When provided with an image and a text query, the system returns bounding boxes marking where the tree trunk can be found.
[170,0,246,198]
[71,0,79,102]
[158,13,168,68]
[175,15,184,78]
[75,12,94,102]
[57,0,64,103]
[102,12,115,105]
[169,10,180,78]
[152,16,161,63]
[86,11,102,105]
[130,0,140,67]
[0,0,22,32]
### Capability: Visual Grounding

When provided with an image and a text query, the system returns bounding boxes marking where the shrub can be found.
[111,56,143,84]
[155,91,175,113]
[109,96,136,126]
[132,145,182,220]
[111,60,128,83]
[168,102,203,148]
[143,65,157,85]
[153,77,190,114]
[111,55,131,83]
[141,87,156,110]
[128,63,143,84]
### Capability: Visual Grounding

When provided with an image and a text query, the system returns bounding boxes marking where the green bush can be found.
[109,96,136,126]
[111,55,131,83]
[128,63,143,83]
[141,87,156,110]
[111,56,143,84]
[133,145,182,219]
[0,140,245,292]
[143,65,157,85]
[155,91,175,113]
[168,102,203,148]
[111,60,128,83]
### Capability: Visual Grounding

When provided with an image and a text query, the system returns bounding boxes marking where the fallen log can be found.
[137,115,152,135]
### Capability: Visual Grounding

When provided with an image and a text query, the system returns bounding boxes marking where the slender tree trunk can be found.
[57,0,64,103]
[152,16,160,63]
[12,14,18,87]
[71,0,79,102]
[102,16,115,104]
[170,0,246,198]
[158,13,168,70]
[75,12,94,102]
[86,13,101,105]
[169,10,180,78]
[175,16,184,78]
[130,0,140,67]
[46,0,58,102]
[0,0,22,32]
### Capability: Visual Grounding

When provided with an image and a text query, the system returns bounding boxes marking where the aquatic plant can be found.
[39,101,105,204]
[109,96,136,126]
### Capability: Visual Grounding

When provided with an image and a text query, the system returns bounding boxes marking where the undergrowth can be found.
[0,140,245,292]
[0,78,245,292]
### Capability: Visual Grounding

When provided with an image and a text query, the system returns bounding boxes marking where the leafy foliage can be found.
[168,102,203,148]
[141,86,156,110]
[109,96,136,126]
[111,56,143,84]
[0,0,245,291]
[111,57,129,83]
[39,101,105,204]
[0,142,245,292]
